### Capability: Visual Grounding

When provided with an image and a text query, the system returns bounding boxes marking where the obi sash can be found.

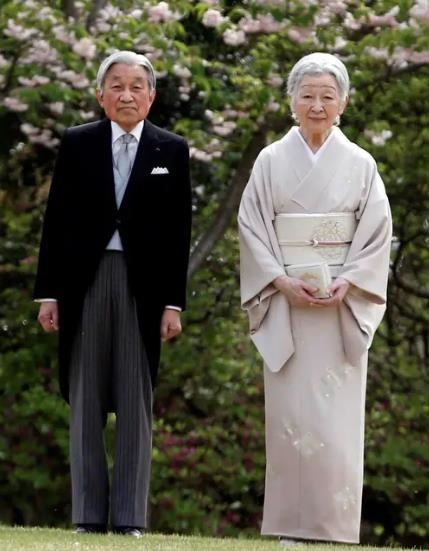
[274,212,357,276]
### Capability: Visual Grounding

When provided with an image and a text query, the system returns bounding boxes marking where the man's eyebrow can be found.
[300,84,337,90]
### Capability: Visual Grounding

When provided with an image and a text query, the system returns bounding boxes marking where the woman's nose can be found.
[311,99,324,111]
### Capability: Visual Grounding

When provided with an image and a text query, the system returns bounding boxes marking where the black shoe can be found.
[74,524,107,534]
[113,526,144,538]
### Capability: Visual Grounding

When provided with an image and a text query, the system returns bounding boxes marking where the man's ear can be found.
[96,88,104,108]
[149,89,157,106]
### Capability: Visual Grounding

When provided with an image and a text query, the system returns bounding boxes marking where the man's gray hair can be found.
[287,52,350,101]
[96,50,156,91]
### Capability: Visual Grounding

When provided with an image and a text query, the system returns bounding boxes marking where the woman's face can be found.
[291,73,347,136]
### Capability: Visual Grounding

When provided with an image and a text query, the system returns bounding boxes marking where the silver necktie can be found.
[113,133,135,208]
[115,133,134,184]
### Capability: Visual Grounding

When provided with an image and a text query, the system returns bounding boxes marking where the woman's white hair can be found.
[96,50,156,92]
[287,52,350,101]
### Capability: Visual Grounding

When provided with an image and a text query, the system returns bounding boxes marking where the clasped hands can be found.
[273,275,350,308]
[38,302,182,341]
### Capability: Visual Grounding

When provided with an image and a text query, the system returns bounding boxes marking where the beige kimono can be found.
[238,127,392,543]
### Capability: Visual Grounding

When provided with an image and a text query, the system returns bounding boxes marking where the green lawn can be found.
[0,526,411,551]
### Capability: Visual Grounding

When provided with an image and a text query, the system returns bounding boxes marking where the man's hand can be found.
[160,308,182,342]
[38,302,59,332]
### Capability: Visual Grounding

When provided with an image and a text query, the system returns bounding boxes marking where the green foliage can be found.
[1,0,429,546]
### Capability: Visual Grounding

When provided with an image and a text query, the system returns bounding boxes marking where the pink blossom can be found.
[20,123,39,136]
[154,70,168,79]
[202,9,224,28]
[314,10,333,27]
[56,69,90,89]
[323,1,348,15]
[4,19,37,41]
[21,40,58,65]
[331,36,347,50]
[97,21,112,32]
[239,17,261,33]
[223,28,246,46]
[29,128,59,149]
[410,0,429,23]
[173,65,192,79]
[53,25,76,44]
[49,102,64,116]
[3,97,29,112]
[223,108,239,118]
[259,14,282,32]
[343,12,361,30]
[130,9,143,18]
[98,5,122,20]
[79,110,96,121]
[367,6,400,27]
[37,7,56,23]
[73,38,97,60]
[365,46,389,60]
[0,54,9,68]
[254,0,288,5]
[190,148,216,163]
[288,27,315,44]
[148,2,180,23]
[365,129,392,146]
[18,75,50,87]
[268,75,283,88]
[213,121,236,136]
[389,47,411,69]
[179,84,191,100]
[409,50,429,63]
[267,100,280,112]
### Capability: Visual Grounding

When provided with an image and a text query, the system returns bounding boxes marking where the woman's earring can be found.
[334,114,340,126]
[291,111,299,123]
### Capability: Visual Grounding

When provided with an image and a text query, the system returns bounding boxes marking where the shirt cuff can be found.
[165,305,182,312]
[34,299,58,303]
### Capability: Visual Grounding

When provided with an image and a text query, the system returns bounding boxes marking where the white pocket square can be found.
[151,166,169,175]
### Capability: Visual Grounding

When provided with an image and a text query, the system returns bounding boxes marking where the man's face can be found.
[96,63,156,132]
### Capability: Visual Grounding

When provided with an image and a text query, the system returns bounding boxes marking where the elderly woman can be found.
[238,53,392,544]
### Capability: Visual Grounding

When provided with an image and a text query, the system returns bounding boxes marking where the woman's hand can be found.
[311,277,350,307]
[273,275,350,308]
[273,275,318,307]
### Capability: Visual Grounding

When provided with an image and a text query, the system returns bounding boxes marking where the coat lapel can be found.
[93,118,117,214]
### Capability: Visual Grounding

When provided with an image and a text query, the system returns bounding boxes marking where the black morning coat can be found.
[34,118,192,402]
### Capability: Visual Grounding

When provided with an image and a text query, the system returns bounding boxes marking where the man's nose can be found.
[120,89,133,101]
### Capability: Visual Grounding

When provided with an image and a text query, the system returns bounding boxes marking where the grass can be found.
[0,526,409,551]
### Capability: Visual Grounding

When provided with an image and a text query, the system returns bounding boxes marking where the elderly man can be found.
[34,51,192,537]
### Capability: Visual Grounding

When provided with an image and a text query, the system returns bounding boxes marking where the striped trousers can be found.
[69,252,152,528]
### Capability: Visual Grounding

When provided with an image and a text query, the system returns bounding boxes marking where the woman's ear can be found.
[339,95,349,115]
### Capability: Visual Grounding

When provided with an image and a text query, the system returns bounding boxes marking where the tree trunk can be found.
[86,0,107,30]
[61,0,78,19]
[187,114,288,279]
